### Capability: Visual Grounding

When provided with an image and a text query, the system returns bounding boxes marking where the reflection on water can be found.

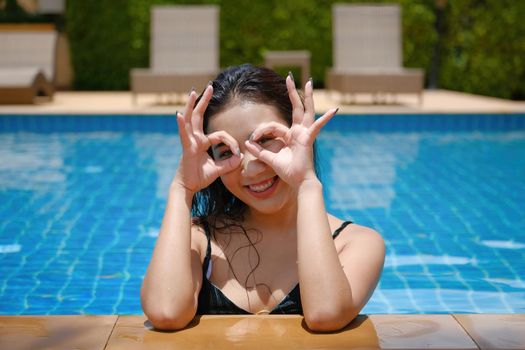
[484,278,525,289]
[369,288,525,314]
[384,254,477,267]
[321,133,420,210]
[0,134,66,191]
[133,133,181,200]
[479,240,525,249]
[0,244,22,253]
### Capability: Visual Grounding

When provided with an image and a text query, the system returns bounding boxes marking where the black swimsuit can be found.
[196,220,353,315]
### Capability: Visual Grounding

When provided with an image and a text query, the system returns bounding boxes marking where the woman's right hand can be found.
[172,85,242,194]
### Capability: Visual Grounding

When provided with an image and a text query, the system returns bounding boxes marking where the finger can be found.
[180,90,198,141]
[309,108,339,138]
[303,78,315,126]
[176,111,192,149]
[183,89,198,126]
[286,74,305,125]
[192,84,213,134]
[207,130,240,156]
[250,122,289,142]
[245,140,277,166]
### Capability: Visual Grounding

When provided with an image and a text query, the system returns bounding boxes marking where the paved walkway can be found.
[1,89,524,114]
[1,314,524,349]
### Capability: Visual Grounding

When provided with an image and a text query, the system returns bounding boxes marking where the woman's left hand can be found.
[244,74,338,187]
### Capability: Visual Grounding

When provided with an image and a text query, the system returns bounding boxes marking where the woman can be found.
[141,64,385,332]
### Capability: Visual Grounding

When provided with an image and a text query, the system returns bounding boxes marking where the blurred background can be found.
[1,0,524,100]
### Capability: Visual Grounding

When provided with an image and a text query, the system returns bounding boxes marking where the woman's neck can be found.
[245,201,298,235]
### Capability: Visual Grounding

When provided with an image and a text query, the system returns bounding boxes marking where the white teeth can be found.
[249,178,275,192]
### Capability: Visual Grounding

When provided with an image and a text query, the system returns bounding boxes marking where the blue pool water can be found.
[1,114,524,315]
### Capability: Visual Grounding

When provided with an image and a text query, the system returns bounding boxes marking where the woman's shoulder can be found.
[328,214,384,246]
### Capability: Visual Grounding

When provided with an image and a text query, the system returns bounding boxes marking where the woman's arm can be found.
[141,86,242,330]
[140,184,202,330]
[245,75,385,331]
[296,178,385,332]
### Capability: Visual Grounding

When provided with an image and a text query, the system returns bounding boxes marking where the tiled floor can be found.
[1,314,524,349]
[0,89,524,115]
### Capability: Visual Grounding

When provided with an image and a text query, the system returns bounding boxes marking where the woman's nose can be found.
[241,149,266,177]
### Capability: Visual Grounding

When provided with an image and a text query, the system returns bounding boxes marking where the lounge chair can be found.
[0,27,57,104]
[326,4,424,104]
[130,5,219,104]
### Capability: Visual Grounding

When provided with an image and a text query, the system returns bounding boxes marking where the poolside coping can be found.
[0,89,524,115]
[1,314,524,349]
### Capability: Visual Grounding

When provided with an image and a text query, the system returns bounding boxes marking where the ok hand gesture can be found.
[244,75,337,187]
[173,85,242,194]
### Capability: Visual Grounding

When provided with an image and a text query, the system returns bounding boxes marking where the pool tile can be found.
[454,314,525,349]
[369,314,478,349]
[0,315,117,350]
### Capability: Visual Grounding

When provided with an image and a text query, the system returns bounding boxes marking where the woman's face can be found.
[207,102,294,215]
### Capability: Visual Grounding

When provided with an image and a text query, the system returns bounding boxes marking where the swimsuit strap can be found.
[332,220,353,239]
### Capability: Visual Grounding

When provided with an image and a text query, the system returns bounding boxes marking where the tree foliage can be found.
[51,0,522,99]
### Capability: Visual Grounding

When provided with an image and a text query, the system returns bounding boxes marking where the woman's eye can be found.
[257,137,274,145]
[218,149,233,160]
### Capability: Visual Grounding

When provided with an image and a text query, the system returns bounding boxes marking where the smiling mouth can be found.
[247,176,278,193]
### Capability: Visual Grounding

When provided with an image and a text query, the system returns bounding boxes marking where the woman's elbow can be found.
[141,295,197,331]
[145,308,195,331]
[141,290,198,330]
[304,306,359,332]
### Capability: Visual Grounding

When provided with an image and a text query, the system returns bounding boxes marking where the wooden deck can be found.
[1,314,524,349]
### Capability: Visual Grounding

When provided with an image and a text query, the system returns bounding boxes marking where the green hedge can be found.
[440,0,525,99]
[61,0,525,99]
[66,0,135,90]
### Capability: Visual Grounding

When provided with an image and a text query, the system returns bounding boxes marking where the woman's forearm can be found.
[141,184,198,328]
[296,178,355,331]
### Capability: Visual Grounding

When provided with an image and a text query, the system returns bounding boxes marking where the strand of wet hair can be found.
[209,217,273,312]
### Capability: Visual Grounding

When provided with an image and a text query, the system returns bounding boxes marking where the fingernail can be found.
[208,80,213,86]
[288,71,294,82]
[175,110,179,117]
[237,148,241,156]
[309,77,313,87]
[334,107,339,115]
[188,87,195,96]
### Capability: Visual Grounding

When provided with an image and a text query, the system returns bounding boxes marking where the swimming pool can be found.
[1,114,524,315]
